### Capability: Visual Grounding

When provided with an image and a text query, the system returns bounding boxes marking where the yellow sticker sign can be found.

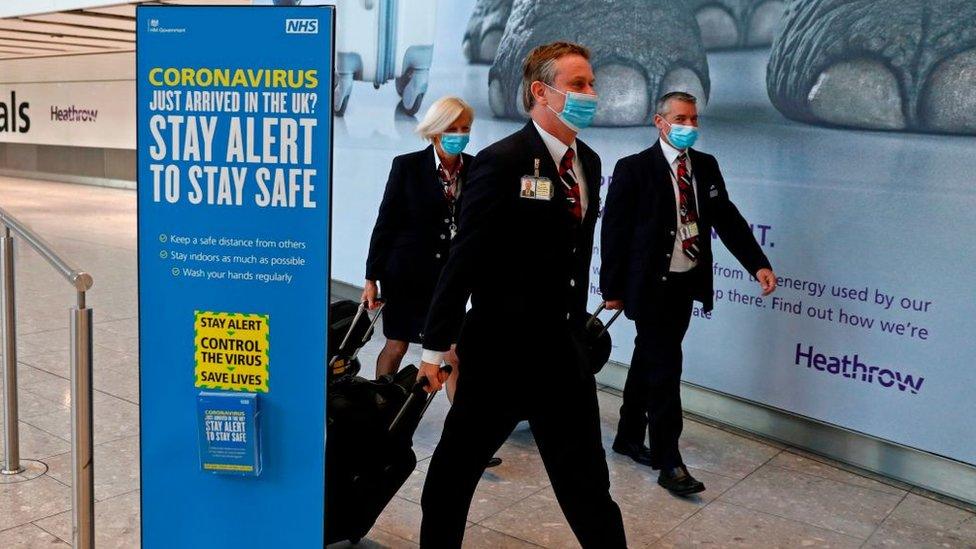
[194,311,270,392]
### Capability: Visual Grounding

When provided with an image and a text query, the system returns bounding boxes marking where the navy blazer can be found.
[422,122,602,352]
[600,141,770,318]
[365,145,473,285]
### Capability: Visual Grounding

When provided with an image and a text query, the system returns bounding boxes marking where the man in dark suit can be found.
[415,42,627,548]
[601,92,777,495]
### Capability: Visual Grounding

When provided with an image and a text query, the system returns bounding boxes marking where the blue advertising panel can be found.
[137,6,333,547]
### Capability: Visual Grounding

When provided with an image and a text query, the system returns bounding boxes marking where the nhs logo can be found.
[285,19,318,34]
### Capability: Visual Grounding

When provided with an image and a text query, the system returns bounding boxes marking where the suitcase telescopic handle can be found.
[585,301,624,338]
[328,299,385,369]
[388,365,453,435]
[351,299,385,361]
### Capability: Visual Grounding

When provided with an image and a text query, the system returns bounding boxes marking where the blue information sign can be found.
[137,6,333,547]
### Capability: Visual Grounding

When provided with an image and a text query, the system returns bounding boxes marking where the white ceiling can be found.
[0,0,250,60]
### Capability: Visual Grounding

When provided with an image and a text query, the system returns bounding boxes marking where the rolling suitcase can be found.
[333,0,438,116]
[325,366,448,545]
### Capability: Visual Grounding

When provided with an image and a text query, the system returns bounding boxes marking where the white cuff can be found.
[421,349,444,365]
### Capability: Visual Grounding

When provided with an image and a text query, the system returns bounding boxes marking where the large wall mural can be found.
[767,0,976,134]
[487,0,711,126]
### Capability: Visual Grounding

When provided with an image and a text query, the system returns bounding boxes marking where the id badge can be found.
[678,222,699,241]
[520,176,553,201]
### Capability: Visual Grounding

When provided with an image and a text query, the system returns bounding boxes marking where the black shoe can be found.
[658,466,705,496]
[486,457,503,468]
[611,440,655,467]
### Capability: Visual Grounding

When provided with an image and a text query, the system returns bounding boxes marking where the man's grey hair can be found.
[656,91,698,116]
[522,57,559,111]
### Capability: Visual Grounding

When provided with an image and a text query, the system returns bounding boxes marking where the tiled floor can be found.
[0,175,974,548]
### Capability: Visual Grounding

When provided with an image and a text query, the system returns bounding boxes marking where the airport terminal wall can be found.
[0,51,135,187]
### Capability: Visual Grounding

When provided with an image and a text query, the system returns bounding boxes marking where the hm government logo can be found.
[146,18,186,34]
[285,18,318,34]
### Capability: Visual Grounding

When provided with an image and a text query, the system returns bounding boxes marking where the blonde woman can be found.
[363,96,474,384]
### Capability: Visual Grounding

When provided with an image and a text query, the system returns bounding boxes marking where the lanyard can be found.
[438,167,461,239]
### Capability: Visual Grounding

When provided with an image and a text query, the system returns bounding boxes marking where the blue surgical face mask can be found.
[664,120,699,149]
[439,133,470,156]
[544,83,598,132]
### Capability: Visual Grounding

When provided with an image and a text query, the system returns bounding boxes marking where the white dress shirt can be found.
[434,148,461,175]
[434,149,463,192]
[659,137,700,273]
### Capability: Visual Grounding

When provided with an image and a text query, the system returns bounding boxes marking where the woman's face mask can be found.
[439,133,470,156]
[544,83,598,133]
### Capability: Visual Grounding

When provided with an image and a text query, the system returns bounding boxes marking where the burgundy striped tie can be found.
[676,152,699,260]
[559,149,582,222]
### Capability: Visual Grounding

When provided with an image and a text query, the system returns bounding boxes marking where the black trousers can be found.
[419,324,626,548]
[617,270,695,469]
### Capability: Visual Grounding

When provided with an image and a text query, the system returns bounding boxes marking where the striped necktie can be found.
[676,152,699,260]
[559,148,582,222]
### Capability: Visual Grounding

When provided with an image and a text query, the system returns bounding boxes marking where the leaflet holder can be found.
[197,391,262,477]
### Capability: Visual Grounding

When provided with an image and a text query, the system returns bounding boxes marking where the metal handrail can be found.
[0,206,92,293]
[0,206,94,549]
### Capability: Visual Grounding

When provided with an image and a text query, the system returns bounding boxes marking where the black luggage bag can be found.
[324,365,445,545]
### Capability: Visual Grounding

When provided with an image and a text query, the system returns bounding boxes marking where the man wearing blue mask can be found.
[601,92,777,496]
[416,42,626,548]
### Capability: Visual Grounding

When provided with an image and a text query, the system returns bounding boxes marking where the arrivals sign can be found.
[0,82,134,149]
